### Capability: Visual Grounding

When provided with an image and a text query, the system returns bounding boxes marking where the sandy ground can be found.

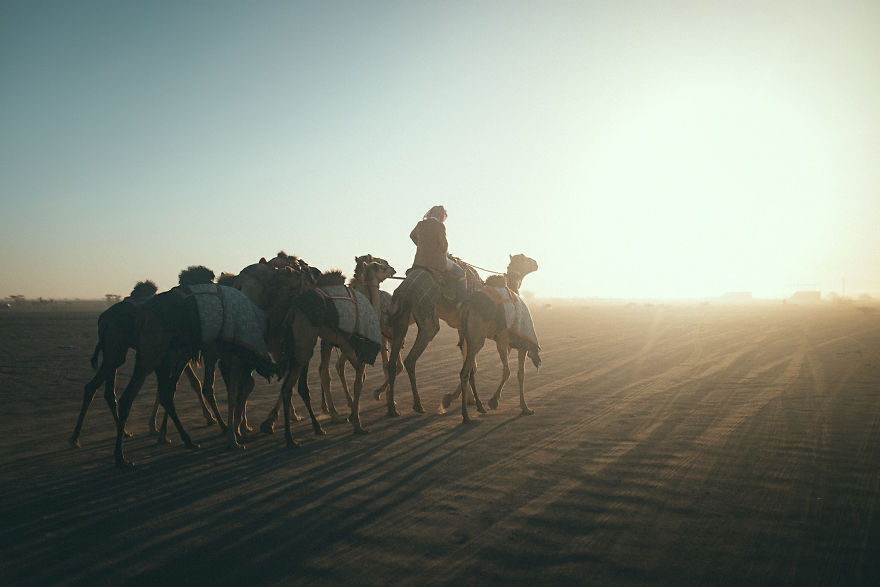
[1,302,880,586]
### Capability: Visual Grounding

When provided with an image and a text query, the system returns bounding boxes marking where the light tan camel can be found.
[323,254,399,418]
[382,254,483,417]
[450,254,541,423]
[385,253,538,420]
[272,271,382,447]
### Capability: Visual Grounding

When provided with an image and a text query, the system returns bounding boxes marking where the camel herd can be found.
[70,252,540,466]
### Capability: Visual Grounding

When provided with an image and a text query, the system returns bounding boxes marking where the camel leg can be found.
[219,359,242,450]
[261,386,302,434]
[183,361,215,425]
[280,365,303,448]
[402,319,439,415]
[385,321,408,417]
[349,361,368,434]
[334,351,355,409]
[282,319,319,448]
[201,355,227,432]
[156,355,199,451]
[489,344,512,410]
[115,362,152,467]
[238,374,256,439]
[442,338,468,412]
[372,341,392,401]
[459,334,485,424]
[150,391,162,436]
[296,362,325,437]
[72,363,120,448]
[517,348,534,415]
[320,342,347,422]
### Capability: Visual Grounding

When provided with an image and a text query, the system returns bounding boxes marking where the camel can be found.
[451,255,541,423]
[382,252,489,417]
[321,254,400,418]
[198,258,325,441]
[269,270,382,447]
[70,280,214,449]
[113,279,275,466]
[384,253,537,420]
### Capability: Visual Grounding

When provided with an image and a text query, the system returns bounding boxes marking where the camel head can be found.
[178,265,215,286]
[129,280,158,298]
[508,254,538,277]
[316,270,346,287]
[354,254,396,284]
[216,272,237,287]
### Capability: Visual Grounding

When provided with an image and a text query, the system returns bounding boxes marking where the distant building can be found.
[789,291,822,303]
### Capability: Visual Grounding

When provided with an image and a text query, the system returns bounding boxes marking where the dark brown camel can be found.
[452,254,541,423]
[70,280,213,449]
[204,258,325,441]
[113,277,275,466]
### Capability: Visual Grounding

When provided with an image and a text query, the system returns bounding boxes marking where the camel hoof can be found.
[157,436,171,446]
[488,397,499,410]
[260,421,275,435]
[314,426,326,437]
[476,404,487,414]
[115,455,134,468]
[461,416,472,425]
[413,402,425,414]
[69,437,81,449]
[521,407,535,416]
[243,423,255,434]
[353,425,369,435]
[285,439,301,449]
[124,429,134,438]
[441,394,452,410]
[228,442,246,451]
[186,441,201,450]
[373,388,384,401]
[386,407,401,418]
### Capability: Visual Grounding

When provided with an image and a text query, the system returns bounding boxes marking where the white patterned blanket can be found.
[485,287,540,349]
[314,285,382,348]
[187,284,272,363]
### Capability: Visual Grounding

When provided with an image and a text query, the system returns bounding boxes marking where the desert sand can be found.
[1,302,879,585]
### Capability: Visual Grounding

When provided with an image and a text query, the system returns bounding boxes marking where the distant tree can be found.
[10,295,25,305]
[105,294,122,304]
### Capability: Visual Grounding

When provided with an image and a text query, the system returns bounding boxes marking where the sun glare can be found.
[577,75,839,299]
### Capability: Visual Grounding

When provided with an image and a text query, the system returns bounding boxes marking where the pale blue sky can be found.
[2,0,879,300]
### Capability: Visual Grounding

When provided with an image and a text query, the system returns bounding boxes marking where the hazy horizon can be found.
[2,1,879,301]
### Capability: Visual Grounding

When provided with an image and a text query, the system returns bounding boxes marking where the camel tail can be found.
[90,334,104,370]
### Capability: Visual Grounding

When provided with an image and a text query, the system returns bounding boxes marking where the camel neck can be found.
[506,270,523,294]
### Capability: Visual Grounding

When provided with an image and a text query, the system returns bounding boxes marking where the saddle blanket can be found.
[482,287,541,349]
[314,286,382,347]
[393,266,441,320]
[297,285,382,364]
[186,284,272,363]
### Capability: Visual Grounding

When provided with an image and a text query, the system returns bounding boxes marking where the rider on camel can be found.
[409,205,466,307]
